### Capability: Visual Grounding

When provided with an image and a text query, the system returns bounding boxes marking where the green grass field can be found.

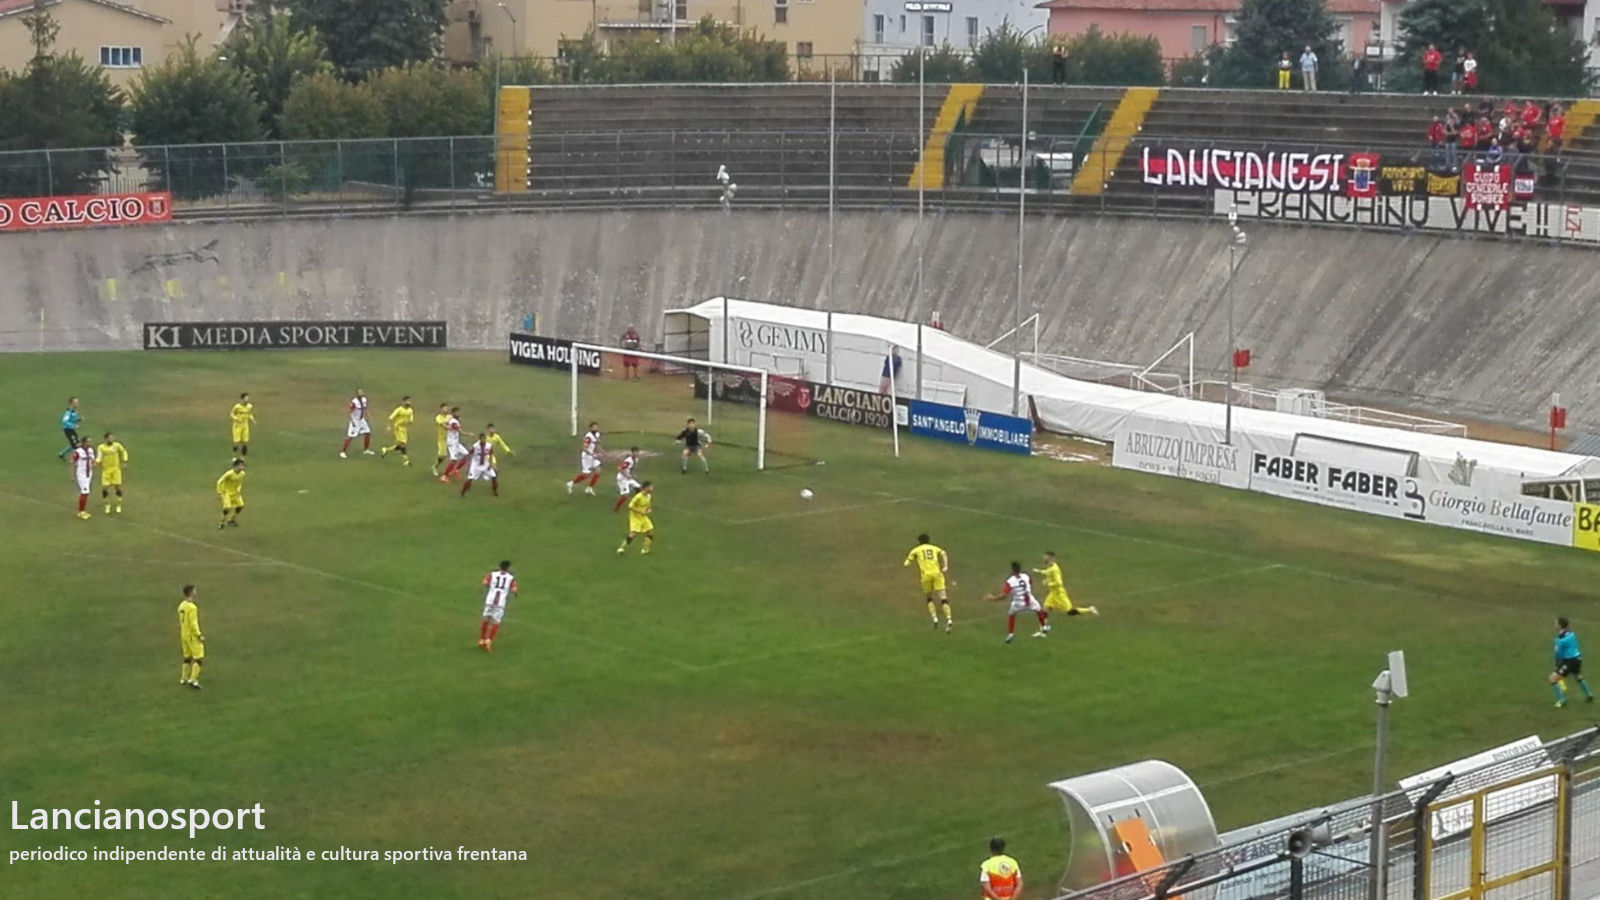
[2,349,1598,900]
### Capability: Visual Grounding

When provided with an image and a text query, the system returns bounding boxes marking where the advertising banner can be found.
[507,333,600,373]
[0,191,171,232]
[809,383,896,429]
[906,400,1031,455]
[1398,736,1553,840]
[691,371,810,414]
[146,321,446,350]
[1574,503,1600,551]
[1109,416,1246,487]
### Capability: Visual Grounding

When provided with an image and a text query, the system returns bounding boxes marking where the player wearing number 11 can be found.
[904,534,952,633]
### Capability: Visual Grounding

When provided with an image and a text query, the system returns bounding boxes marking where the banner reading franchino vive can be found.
[907,400,1032,455]
[145,321,446,350]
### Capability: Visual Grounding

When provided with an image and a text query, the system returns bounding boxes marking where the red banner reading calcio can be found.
[0,191,172,232]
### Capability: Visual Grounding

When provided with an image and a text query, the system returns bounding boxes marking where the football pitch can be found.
[2,349,1597,900]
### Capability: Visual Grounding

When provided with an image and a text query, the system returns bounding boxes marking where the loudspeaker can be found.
[1286,822,1332,859]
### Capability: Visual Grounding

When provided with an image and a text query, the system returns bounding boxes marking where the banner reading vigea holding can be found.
[907,400,1031,455]
[507,333,600,374]
[145,321,446,350]
[1111,414,1575,546]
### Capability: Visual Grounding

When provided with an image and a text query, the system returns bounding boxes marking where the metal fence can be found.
[1052,728,1600,900]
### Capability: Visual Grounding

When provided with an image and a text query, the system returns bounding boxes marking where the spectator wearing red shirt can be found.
[1428,116,1447,167]
[1422,45,1443,95]
[1521,100,1541,130]
[620,325,642,380]
[1459,118,1478,164]
[1502,99,1520,125]
[1548,104,1566,152]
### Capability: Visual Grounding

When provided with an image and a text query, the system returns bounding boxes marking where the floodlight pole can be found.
[1223,206,1244,445]
[916,47,926,401]
[1013,67,1027,417]
[1369,669,1395,900]
[826,73,837,386]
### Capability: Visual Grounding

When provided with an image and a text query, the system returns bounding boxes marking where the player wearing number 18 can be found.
[618,482,655,555]
[904,534,952,633]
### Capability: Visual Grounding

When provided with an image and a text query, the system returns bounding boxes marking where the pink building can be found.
[1036,0,1382,63]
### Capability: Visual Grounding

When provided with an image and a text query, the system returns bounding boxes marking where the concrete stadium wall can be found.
[5,209,1598,431]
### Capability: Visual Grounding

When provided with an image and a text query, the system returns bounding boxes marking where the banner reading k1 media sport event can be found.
[1111,413,1578,547]
[145,322,447,350]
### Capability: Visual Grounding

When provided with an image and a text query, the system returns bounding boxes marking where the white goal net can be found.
[569,343,819,471]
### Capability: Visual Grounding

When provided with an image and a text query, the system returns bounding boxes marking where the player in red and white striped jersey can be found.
[985,561,1050,644]
[568,422,604,496]
[612,447,643,512]
[68,437,96,519]
[438,407,468,482]
[478,560,517,651]
[459,433,500,498]
[339,388,373,458]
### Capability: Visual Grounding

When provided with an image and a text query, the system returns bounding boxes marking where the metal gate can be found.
[1420,768,1570,900]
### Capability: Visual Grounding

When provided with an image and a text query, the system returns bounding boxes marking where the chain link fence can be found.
[1052,728,1600,900]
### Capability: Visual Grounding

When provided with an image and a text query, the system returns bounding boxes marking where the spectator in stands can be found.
[1299,46,1318,92]
[620,325,643,381]
[1512,123,1535,169]
[1484,137,1504,165]
[1442,110,1460,169]
[1462,52,1478,92]
[1459,116,1478,164]
[1277,52,1292,90]
[1547,103,1567,154]
[1451,47,1466,94]
[1349,55,1365,95]
[879,346,903,394]
[1428,116,1446,164]
[1052,43,1067,85]
[1422,44,1443,95]
[1521,99,1542,131]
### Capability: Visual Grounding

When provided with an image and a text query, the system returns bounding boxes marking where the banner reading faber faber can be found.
[906,400,1031,455]
[0,191,172,232]
[147,322,447,350]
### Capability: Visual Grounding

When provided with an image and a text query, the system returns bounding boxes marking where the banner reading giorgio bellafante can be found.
[145,322,447,350]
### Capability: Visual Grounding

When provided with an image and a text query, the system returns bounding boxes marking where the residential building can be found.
[1037,0,1380,64]
[857,0,1046,80]
[0,0,242,87]
[443,0,865,75]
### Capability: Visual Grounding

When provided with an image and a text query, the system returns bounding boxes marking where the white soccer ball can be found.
[799,488,814,501]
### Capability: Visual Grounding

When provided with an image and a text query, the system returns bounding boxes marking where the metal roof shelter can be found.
[1049,760,1220,893]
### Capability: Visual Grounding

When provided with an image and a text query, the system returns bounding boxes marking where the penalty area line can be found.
[729,498,908,525]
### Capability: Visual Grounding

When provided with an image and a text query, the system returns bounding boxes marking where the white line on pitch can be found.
[67,552,278,567]
[729,497,907,525]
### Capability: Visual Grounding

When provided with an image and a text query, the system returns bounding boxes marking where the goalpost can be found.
[570,342,772,470]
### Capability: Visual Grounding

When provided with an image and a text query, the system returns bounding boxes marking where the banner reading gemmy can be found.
[0,192,172,232]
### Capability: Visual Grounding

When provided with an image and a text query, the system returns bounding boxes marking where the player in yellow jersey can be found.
[178,584,204,689]
[216,458,246,528]
[618,482,655,555]
[904,533,953,632]
[432,402,451,476]
[230,392,255,456]
[485,423,516,465]
[96,432,129,514]
[381,396,415,466]
[1036,551,1097,617]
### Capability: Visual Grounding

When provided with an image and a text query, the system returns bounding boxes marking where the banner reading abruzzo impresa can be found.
[0,192,172,232]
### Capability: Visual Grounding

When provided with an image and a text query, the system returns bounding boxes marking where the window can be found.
[966,16,978,46]
[921,14,934,46]
[99,46,142,68]
[796,41,813,59]
[1189,24,1207,51]
[873,13,884,43]
[675,0,686,19]
[775,0,786,24]
[899,14,905,33]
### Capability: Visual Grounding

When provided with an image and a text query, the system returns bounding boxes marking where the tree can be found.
[280,0,449,82]
[889,45,972,83]
[128,38,263,146]
[607,19,788,83]
[1397,0,1591,96]
[367,64,487,137]
[1211,0,1344,89]
[969,21,1052,84]
[221,11,332,137]
[279,71,385,139]
[1061,27,1164,86]
[0,4,123,196]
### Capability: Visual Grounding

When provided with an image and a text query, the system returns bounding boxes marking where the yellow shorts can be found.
[393,429,408,445]
[436,439,448,457]
[182,639,205,660]
[100,471,122,487]
[628,514,653,534]
[919,572,947,595]
[1044,588,1073,612]
[220,491,243,511]
[232,425,250,443]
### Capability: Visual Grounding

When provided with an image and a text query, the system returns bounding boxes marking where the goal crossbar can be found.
[570,342,771,470]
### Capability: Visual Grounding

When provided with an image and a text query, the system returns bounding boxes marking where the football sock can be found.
[613,496,627,511]
[701,457,710,472]
[460,481,471,495]
[189,662,201,684]
[588,472,600,487]
[362,435,371,449]
[680,458,688,472]
[1582,678,1595,700]
[1554,681,1568,702]
[341,438,352,452]
[572,474,586,484]
[487,624,499,641]
[181,662,191,682]
[642,535,653,551]
[941,601,952,624]
[1036,611,1049,627]
[240,445,247,457]
[490,478,499,496]
[1007,615,1016,636]
[926,600,938,622]
[479,621,489,641]
[77,494,87,512]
